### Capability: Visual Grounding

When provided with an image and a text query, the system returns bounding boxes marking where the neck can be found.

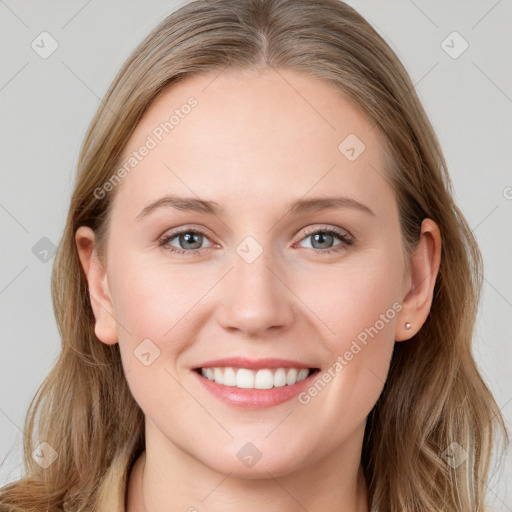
[126,422,369,512]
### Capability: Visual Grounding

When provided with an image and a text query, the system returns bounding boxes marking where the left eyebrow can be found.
[135,194,375,221]
[284,196,375,217]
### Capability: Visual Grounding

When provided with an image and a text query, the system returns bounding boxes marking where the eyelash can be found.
[158,226,354,256]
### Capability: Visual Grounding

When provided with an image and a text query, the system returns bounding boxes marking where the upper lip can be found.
[194,357,316,370]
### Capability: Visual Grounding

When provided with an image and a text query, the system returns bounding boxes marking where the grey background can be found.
[1,0,511,507]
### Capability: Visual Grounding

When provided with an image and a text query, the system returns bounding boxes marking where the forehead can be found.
[112,67,393,218]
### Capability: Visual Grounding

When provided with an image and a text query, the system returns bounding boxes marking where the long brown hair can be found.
[0,0,507,510]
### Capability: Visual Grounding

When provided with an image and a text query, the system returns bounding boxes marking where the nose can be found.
[215,247,295,338]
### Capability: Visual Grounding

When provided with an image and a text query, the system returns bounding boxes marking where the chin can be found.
[201,447,310,479]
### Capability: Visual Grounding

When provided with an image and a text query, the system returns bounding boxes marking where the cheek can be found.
[294,245,403,344]
[108,248,213,345]
[293,248,403,415]
[106,248,225,408]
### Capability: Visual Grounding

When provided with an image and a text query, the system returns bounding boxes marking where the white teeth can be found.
[286,368,298,385]
[297,368,309,382]
[236,368,254,389]
[254,369,274,389]
[199,366,312,389]
[213,367,223,384]
[223,367,237,386]
[274,368,287,387]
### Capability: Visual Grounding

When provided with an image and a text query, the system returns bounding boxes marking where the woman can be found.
[0,0,507,510]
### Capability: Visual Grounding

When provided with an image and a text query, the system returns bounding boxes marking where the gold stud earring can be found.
[405,322,412,330]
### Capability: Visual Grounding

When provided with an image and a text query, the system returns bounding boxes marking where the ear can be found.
[395,218,442,342]
[75,226,118,345]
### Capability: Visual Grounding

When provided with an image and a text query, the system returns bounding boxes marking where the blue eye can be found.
[297,227,353,254]
[158,226,353,256]
[159,229,213,255]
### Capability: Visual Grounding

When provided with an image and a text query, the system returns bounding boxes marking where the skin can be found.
[76,67,441,511]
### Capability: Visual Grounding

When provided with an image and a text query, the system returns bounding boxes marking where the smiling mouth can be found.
[194,367,320,389]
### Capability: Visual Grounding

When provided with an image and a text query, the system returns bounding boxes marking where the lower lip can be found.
[193,370,318,409]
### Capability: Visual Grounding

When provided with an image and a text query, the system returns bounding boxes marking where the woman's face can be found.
[86,68,414,477]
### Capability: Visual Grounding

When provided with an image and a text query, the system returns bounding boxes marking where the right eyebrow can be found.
[136,195,224,220]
